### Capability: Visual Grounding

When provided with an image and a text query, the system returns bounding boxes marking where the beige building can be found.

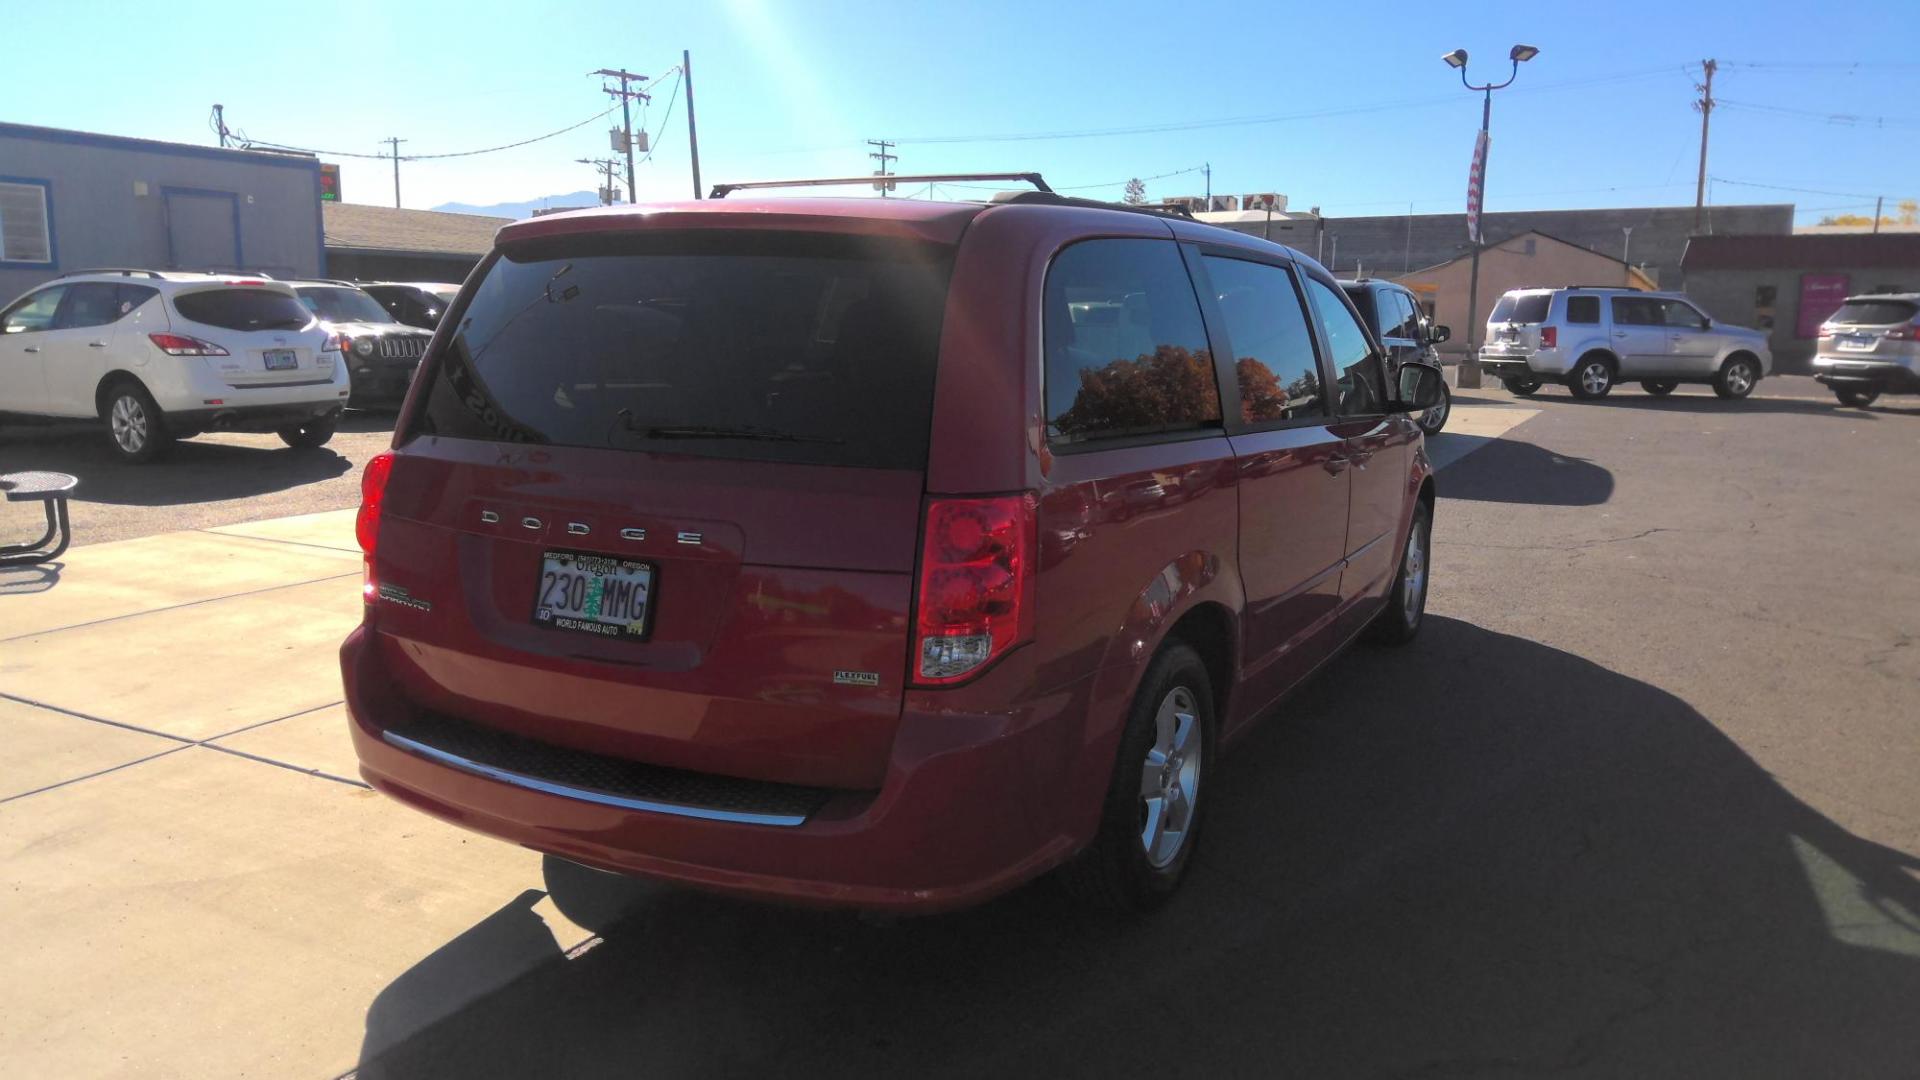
[1393,230,1657,360]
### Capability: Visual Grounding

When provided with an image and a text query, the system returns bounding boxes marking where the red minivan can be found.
[342,176,1442,914]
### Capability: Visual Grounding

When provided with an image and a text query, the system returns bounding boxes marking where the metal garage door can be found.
[165,188,241,272]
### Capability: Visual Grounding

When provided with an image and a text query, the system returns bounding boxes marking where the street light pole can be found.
[1622,226,1635,284]
[1444,44,1537,390]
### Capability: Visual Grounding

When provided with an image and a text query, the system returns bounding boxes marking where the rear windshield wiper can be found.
[640,423,843,446]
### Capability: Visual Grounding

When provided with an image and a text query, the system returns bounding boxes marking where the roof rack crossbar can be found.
[709,172,1053,199]
[54,268,165,280]
[1562,284,1643,291]
[988,190,1197,221]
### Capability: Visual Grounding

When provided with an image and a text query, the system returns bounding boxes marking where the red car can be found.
[342,174,1443,914]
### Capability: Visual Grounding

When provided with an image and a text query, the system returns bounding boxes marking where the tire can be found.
[277,417,337,449]
[1834,387,1881,408]
[1503,377,1542,396]
[1417,382,1451,435]
[1641,380,1678,396]
[1057,642,1214,914]
[1567,355,1615,400]
[1367,500,1432,646]
[102,381,173,464]
[1713,355,1759,399]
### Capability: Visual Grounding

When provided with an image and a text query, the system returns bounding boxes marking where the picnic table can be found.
[1,470,78,566]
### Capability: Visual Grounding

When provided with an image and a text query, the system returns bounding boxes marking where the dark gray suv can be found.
[1342,278,1451,434]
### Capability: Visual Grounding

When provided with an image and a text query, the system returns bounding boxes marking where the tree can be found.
[1054,346,1216,436]
[1901,199,1918,226]
[1123,178,1147,206]
[1818,214,1876,226]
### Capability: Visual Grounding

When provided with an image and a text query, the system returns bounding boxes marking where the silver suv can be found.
[1812,293,1920,408]
[1477,286,1772,401]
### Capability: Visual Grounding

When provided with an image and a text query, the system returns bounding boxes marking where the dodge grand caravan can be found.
[342,175,1444,914]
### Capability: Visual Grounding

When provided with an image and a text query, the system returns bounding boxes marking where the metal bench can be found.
[0,470,78,566]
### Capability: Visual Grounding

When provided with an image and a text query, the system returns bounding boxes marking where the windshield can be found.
[411,231,953,469]
[1490,293,1552,323]
[1828,299,1918,326]
[428,288,459,305]
[297,286,397,325]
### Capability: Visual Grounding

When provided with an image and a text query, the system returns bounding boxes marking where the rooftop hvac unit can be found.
[1242,192,1285,211]
[1207,195,1239,213]
[1162,196,1205,212]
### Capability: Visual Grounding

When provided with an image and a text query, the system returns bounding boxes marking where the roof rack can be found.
[985,190,1196,221]
[1562,284,1643,291]
[709,172,1053,199]
[55,268,165,280]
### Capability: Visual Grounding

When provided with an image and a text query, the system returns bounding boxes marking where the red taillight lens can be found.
[912,493,1037,686]
[358,452,394,555]
[1887,325,1917,341]
[148,332,230,357]
[1540,326,1558,348]
[323,332,348,353]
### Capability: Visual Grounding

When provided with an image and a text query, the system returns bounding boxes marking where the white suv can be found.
[0,270,349,462]
[1477,286,1772,401]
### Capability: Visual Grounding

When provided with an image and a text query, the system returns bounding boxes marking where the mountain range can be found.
[430,191,601,220]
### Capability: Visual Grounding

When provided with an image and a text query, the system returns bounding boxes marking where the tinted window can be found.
[1205,256,1324,424]
[297,286,396,324]
[1660,299,1709,330]
[414,231,953,470]
[1044,239,1220,444]
[173,288,313,332]
[1490,293,1552,323]
[1305,276,1386,416]
[1565,295,1600,324]
[1,286,66,334]
[1388,290,1421,339]
[1829,299,1917,326]
[1611,296,1663,326]
[54,283,124,330]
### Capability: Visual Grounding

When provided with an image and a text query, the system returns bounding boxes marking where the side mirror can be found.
[1430,324,1451,344]
[1396,361,1445,412]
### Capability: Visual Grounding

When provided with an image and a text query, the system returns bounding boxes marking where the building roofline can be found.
[0,121,320,172]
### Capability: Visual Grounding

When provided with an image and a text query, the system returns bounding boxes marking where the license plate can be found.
[1839,336,1875,351]
[263,349,298,371]
[532,550,654,639]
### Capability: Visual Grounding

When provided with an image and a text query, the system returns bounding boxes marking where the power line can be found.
[1717,98,1920,130]
[634,66,685,167]
[239,103,621,161]
[1709,176,1896,200]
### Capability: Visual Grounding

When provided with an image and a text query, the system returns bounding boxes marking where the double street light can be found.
[1443,43,1539,388]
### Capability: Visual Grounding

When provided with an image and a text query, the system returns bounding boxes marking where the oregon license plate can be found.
[532,550,653,639]
[263,349,298,370]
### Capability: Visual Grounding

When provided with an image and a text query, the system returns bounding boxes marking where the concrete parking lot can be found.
[2,378,1917,1077]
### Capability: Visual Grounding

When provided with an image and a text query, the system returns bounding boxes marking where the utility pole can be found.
[213,104,228,148]
[1874,195,1885,234]
[576,157,623,205]
[1622,226,1635,285]
[595,68,652,204]
[868,139,897,197]
[1204,162,1212,208]
[684,49,703,199]
[383,137,406,208]
[1693,59,1716,233]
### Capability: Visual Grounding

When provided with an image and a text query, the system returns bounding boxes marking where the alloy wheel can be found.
[1726,361,1754,396]
[110,395,148,454]
[1402,518,1428,624]
[1580,363,1611,396]
[1420,394,1450,434]
[1138,686,1202,869]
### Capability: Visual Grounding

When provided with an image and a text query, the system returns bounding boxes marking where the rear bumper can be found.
[340,624,1092,912]
[170,401,343,433]
[1813,360,1920,394]
[1477,356,1550,381]
[347,359,420,405]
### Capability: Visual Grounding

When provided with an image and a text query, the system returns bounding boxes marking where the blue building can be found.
[0,121,325,301]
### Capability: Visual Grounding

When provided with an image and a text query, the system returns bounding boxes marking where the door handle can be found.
[88,341,108,348]
[1613,332,1629,339]
[1323,455,1350,476]
[22,346,39,354]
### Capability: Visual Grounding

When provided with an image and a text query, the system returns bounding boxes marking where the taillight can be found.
[912,494,1037,686]
[358,452,395,602]
[323,332,348,353]
[148,332,230,357]
[1540,326,1558,348]
[1887,325,1918,341]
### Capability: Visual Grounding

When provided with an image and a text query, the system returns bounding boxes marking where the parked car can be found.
[360,282,461,331]
[288,280,434,407]
[1811,292,1920,407]
[0,269,346,462]
[1477,286,1771,400]
[1342,278,1452,434]
[341,181,1444,915]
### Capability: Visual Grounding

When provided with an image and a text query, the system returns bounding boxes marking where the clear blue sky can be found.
[5,0,1917,223]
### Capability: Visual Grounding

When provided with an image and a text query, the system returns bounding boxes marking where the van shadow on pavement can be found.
[1436,438,1614,507]
[353,617,1920,1078]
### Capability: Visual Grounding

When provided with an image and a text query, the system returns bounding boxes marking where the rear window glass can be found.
[1044,238,1220,444]
[1564,296,1600,324]
[171,288,314,332]
[412,232,953,470]
[1829,299,1918,326]
[1490,293,1551,324]
[298,286,396,324]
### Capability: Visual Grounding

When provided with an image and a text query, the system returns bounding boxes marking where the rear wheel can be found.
[103,381,173,464]
[1713,356,1759,399]
[1568,356,1615,400]
[1834,387,1881,408]
[1368,501,1431,645]
[1503,377,1542,396]
[1058,642,1213,914]
[277,417,337,449]
[1640,380,1678,396]
[1416,383,1451,435]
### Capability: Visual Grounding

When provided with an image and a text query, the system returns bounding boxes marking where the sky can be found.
[5,0,1918,226]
